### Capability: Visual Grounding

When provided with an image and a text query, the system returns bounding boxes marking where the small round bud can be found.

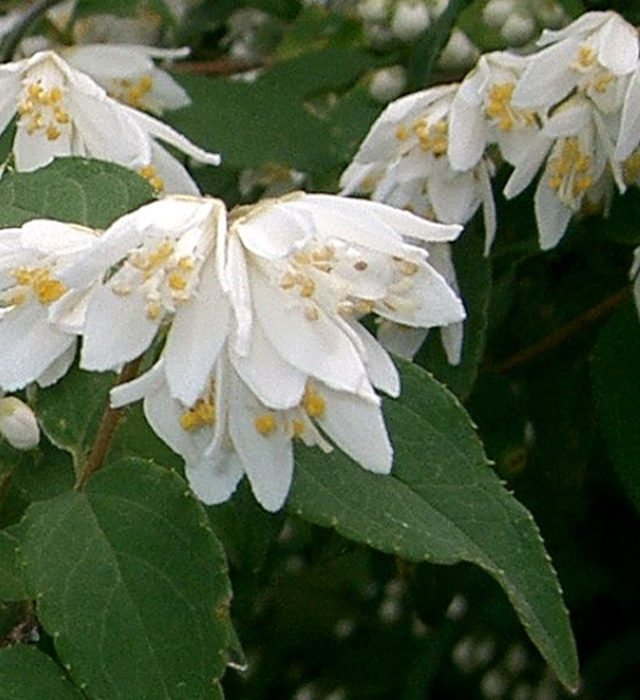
[369,65,407,102]
[391,1,430,42]
[500,13,537,45]
[437,29,479,71]
[357,0,389,22]
[0,397,40,450]
[482,0,516,29]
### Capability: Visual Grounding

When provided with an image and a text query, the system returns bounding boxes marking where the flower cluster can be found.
[0,194,464,510]
[341,10,640,316]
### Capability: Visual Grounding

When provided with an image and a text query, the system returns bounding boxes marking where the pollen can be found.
[292,419,305,437]
[395,125,410,141]
[139,164,165,192]
[10,267,67,305]
[302,385,326,419]
[168,272,187,290]
[547,136,594,204]
[576,45,596,68]
[180,399,216,431]
[254,413,278,436]
[413,118,448,156]
[19,82,71,141]
[46,124,61,141]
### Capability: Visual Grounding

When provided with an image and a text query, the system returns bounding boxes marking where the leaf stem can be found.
[75,358,142,491]
[0,0,65,63]
[486,286,632,373]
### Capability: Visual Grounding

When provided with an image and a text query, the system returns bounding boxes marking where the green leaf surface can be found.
[19,458,232,700]
[591,303,640,513]
[0,645,85,700]
[0,158,154,229]
[0,527,26,601]
[36,366,114,470]
[168,48,373,172]
[288,360,579,690]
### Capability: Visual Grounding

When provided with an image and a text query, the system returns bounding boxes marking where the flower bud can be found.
[500,13,536,45]
[0,397,40,450]
[369,65,407,102]
[391,1,430,42]
[482,0,516,29]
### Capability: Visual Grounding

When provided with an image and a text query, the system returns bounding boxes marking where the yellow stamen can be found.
[254,414,278,436]
[302,385,326,419]
[180,399,216,431]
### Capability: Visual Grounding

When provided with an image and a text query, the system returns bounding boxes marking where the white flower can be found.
[0,219,99,392]
[448,51,539,172]
[512,11,639,114]
[0,50,220,193]
[89,193,465,511]
[340,84,496,252]
[504,95,621,249]
[60,44,191,115]
[0,396,40,450]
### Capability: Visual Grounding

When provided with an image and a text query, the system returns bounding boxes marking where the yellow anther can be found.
[280,272,298,290]
[140,165,156,179]
[304,305,320,322]
[395,125,410,140]
[46,124,61,141]
[180,399,216,431]
[146,302,162,320]
[254,413,278,436]
[302,385,326,419]
[33,277,66,303]
[11,267,66,305]
[593,74,613,93]
[54,107,70,124]
[577,45,596,68]
[354,299,375,314]
[398,260,419,276]
[27,83,43,99]
[150,176,165,191]
[292,419,305,437]
[178,257,195,271]
[300,277,315,298]
[168,272,187,290]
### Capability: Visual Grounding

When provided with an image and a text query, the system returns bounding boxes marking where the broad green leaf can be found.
[0,158,154,229]
[0,645,85,700]
[288,360,579,691]
[0,527,26,601]
[169,48,373,172]
[36,365,114,470]
[19,459,232,700]
[591,303,640,513]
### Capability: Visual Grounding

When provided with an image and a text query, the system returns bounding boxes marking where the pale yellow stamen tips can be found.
[576,45,596,68]
[139,164,165,192]
[413,118,448,156]
[302,385,326,419]
[255,414,278,436]
[19,82,70,141]
[180,399,216,431]
[547,137,594,202]
[8,267,66,306]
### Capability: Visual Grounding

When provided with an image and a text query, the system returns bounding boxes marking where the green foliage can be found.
[0,158,154,229]
[290,360,579,691]
[0,645,86,700]
[17,459,232,700]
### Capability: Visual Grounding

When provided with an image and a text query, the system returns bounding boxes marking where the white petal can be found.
[534,177,574,250]
[235,201,312,259]
[186,449,244,505]
[349,322,400,397]
[503,134,553,199]
[317,387,393,474]
[377,320,428,360]
[228,372,294,512]
[448,90,488,171]
[36,341,77,388]
[80,286,159,370]
[598,15,639,75]
[512,41,579,108]
[110,360,165,408]
[164,261,230,406]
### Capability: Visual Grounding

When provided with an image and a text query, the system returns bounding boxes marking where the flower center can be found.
[110,238,198,321]
[485,82,536,132]
[412,118,448,156]
[139,165,165,192]
[18,82,71,141]
[2,266,67,307]
[108,75,154,110]
[180,398,216,431]
[547,137,594,206]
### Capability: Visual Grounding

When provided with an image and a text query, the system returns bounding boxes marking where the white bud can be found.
[500,13,537,45]
[0,397,40,450]
[391,1,430,42]
[437,28,479,71]
[536,1,568,29]
[357,0,389,22]
[482,0,516,29]
[369,65,407,102]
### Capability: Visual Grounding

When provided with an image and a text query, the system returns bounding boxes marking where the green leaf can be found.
[36,365,114,470]
[0,645,85,700]
[288,360,579,691]
[0,526,26,601]
[19,458,232,700]
[0,158,154,229]
[168,48,373,172]
[591,303,640,513]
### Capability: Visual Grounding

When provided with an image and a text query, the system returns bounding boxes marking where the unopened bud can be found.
[369,65,407,102]
[482,0,516,29]
[500,13,536,45]
[391,1,430,42]
[0,397,40,450]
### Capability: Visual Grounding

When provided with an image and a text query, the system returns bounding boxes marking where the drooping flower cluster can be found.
[0,194,465,511]
[341,10,640,319]
[0,49,219,192]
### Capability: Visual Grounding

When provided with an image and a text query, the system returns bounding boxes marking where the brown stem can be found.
[74,358,142,491]
[486,286,633,374]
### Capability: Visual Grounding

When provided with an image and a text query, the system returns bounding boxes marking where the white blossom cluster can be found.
[341,11,640,316]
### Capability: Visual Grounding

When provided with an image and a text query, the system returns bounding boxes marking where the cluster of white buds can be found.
[482,0,569,47]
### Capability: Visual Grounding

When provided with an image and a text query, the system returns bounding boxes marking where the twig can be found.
[0,0,65,63]
[486,286,632,373]
[74,358,142,491]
